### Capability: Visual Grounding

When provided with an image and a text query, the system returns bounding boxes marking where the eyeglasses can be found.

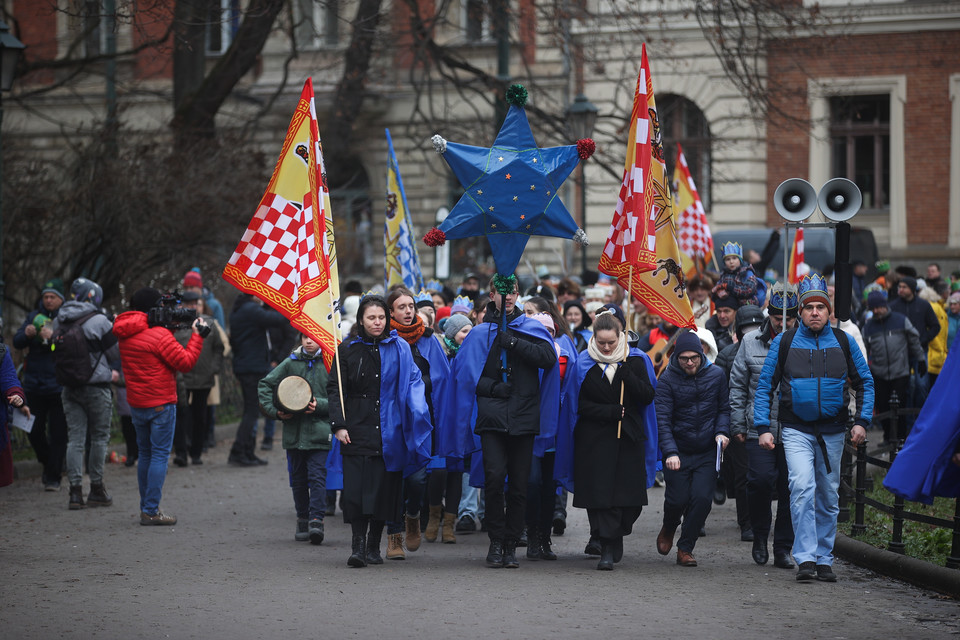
[678,354,701,363]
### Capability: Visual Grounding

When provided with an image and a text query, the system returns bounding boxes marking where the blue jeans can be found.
[132,404,177,515]
[781,428,845,566]
[287,449,329,520]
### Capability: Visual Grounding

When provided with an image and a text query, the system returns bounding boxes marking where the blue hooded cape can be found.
[438,313,560,487]
[554,347,659,493]
[884,332,960,504]
[325,330,434,486]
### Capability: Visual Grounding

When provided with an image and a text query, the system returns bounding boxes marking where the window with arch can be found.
[658,95,712,212]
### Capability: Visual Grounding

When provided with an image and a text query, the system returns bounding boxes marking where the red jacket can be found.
[113,311,203,409]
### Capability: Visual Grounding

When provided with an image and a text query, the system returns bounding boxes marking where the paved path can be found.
[2,438,958,639]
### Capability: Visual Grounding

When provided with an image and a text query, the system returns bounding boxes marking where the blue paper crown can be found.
[415,290,434,305]
[359,290,384,303]
[798,274,828,304]
[425,279,444,292]
[450,295,474,314]
[768,284,799,312]
[722,242,743,260]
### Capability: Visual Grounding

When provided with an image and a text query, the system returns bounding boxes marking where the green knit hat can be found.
[41,277,65,301]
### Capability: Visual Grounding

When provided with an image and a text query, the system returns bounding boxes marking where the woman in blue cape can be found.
[327,295,432,568]
[442,276,559,568]
[557,310,658,570]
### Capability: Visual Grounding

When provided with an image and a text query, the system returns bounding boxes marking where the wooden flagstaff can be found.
[617,263,633,439]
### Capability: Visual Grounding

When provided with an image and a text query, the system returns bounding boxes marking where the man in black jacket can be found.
[473,276,557,568]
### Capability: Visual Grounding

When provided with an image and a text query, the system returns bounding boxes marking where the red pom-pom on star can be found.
[423,227,447,247]
[577,138,596,160]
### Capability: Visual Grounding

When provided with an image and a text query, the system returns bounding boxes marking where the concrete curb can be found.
[834,532,960,598]
[12,421,241,481]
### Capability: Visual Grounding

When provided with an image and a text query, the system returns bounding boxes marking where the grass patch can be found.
[840,469,958,567]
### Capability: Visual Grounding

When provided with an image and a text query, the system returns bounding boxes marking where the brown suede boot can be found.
[441,512,457,544]
[424,505,443,543]
[405,514,422,551]
[386,533,405,560]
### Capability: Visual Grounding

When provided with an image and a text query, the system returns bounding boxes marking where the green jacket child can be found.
[258,343,332,451]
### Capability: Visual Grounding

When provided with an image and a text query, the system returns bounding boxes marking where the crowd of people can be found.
[2,246,958,582]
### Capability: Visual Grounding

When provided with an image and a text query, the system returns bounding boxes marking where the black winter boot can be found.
[68,485,85,510]
[86,483,112,507]
[486,539,504,568]
[348,519,368,568]
[366,521,384,565]
[539,533,557,561]
[502,539,519,568]
[525,527,542,560]
[597,539,614,571]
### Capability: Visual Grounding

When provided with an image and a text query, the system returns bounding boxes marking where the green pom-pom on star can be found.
[505,84,528,108]
[492,273,518,295]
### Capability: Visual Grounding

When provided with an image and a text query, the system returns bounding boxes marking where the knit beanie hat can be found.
[131,287,163,313]
[41,277,65,301]
[712,294,739,311]
[948,292,960,305]
[183,269,203,289]
[530,312,556,336]
[443,314,472,342]
[900,276,918,293]
[674,331,703,357]
[867,290,888,310]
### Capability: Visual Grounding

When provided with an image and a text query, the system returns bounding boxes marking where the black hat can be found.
[563,300,592,329]
[131,287,162,313]
[712,295,739,311]
[735,304,765,340]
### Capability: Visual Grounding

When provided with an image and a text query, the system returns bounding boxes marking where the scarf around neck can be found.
[391,315,425,345]
[587,331,628,383]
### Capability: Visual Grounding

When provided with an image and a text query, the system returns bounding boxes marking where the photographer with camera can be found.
[113,287,208,525]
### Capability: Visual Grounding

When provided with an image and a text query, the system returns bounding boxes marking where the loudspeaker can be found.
[774,179,818,222]
[818,178,862,222]
[834,260,853,322]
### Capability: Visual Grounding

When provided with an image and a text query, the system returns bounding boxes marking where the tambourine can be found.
[276,375,313,414]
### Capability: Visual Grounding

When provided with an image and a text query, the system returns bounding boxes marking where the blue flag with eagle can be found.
[384,129,424,292]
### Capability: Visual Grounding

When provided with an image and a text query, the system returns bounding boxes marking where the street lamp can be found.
[0,20,25,321]
[565,93,598,278]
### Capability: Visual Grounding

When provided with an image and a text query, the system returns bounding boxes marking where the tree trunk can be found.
[171,0,286,144]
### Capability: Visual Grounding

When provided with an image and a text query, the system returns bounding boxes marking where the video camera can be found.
[147,293,209,337]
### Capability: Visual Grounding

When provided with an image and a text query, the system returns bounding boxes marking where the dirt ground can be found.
[2,432,958,639]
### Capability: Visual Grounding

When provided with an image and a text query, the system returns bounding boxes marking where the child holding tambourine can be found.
[258,333,332,545]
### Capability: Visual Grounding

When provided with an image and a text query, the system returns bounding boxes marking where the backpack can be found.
[51,311,102,387]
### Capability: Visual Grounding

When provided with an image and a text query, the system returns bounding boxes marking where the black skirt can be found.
[340,454,403,524]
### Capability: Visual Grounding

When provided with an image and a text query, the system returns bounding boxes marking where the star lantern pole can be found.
[424,84,595,378]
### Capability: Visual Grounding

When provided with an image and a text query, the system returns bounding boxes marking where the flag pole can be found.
[329,285,347,423]
[617,263,633,439]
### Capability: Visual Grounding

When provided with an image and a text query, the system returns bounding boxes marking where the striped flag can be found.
[788,227,805,284]
[223,78,342,370]
[598,45,658,278]
[600,45,695,329]
[384,129,424,292]
[673,142,713,276]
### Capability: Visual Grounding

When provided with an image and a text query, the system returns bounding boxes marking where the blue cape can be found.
[325,331,433,485]
[884,332,960,504]
[554,347,659,493]
[438,313,560,486]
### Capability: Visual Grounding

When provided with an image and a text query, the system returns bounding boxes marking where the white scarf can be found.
[587,332,628,384]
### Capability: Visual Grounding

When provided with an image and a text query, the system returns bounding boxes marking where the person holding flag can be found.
[384,129,424,292]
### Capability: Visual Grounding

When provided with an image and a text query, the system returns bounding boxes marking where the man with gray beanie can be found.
[51,278,120,510]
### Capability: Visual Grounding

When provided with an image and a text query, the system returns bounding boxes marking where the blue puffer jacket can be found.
[754,322,874,436]
[655,354,730,457]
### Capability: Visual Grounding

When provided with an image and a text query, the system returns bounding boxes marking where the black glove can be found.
[496,331,518,351]
[492,382,513,398]
[197,323,212,339]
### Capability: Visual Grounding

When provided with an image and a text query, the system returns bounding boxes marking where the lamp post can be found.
[0,20,24,321]
[565,93,598,278]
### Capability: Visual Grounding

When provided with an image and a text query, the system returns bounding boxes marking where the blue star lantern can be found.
[423,84,594,275]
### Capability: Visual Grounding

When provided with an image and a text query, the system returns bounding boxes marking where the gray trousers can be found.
[62,385,113,487]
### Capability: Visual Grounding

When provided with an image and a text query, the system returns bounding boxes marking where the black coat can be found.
[327,339,384,457]
[572,355,655,509]
[229,298,289,376]
[474,307,557,436]
[655,355,731,457]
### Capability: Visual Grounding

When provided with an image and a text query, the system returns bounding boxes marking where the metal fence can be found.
[838,394,960,569]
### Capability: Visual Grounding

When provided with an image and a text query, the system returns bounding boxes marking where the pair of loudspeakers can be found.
[774,177,862,223]
[773,178,863,321]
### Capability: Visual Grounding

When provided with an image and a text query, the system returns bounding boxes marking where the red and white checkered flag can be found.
[223,79,342,370]
[673,143,713,260]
